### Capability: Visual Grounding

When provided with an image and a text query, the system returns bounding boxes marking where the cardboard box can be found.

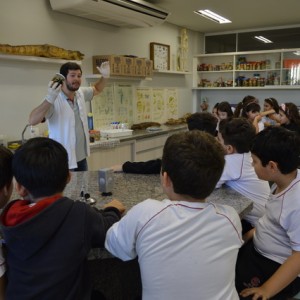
[134,58,146,77]
[92,55,123,75]
[144,59,153,77]
[122,56,135,76]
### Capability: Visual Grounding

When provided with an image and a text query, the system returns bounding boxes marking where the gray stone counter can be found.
[65,171,253,219]
[73,171,252,300]
[11,171,253,300]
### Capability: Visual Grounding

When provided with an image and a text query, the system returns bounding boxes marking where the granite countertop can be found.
[90,124,187,149]
[65,171,253,260]
[9,171,253,263]
[64,171,253,219]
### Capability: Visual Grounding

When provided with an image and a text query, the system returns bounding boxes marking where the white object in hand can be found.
[97,61,110,78]
[45,81,61,104]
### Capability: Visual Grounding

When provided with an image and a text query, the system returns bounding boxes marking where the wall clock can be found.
[150,42,170,71]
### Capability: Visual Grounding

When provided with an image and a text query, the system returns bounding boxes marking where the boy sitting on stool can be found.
[0,137,125,300]
[106,130,243,300]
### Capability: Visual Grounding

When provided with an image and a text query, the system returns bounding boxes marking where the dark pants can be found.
[235,240,300,299]
[71,158,88,172]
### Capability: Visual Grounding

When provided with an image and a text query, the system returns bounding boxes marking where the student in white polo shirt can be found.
[236,126,300,300]
[216,118,270,235]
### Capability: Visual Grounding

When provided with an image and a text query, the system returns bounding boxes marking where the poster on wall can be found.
[92,84,179,127]
[165,88,178,120]
[91,84,114,129]
[152,88,166,123]
[134,87,152,122]
[114,84,134,125]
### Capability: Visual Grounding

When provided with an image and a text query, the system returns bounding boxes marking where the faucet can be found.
[21,124,30,144]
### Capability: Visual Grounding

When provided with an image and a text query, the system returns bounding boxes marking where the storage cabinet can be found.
[87,141,135,170]
[135,134,168,161]
[193,49,300,90]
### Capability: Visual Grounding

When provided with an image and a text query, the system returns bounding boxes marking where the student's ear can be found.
[15,181,29,198]
[267,160,279,173]
[225,144,235,154]
[161,171,173,190]
[66,171,72,184]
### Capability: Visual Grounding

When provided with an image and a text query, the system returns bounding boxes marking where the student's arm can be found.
[240,250,300,299]
[259,109,275,117]
[242,228,255,243]
[253,115,263,133]
[122,159,162,174]
[105,203,145,261]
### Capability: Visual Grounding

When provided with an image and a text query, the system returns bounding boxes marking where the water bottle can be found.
[87,113,94,130]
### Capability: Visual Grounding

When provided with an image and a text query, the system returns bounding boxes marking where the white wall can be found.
[0,0,202,141]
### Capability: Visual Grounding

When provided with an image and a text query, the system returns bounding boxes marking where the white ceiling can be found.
[148,0,300,33]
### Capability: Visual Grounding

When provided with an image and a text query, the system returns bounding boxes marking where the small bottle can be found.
[87,113,94,130]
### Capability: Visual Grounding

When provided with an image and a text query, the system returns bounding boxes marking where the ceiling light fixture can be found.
[254,36,273,43]
[194,9,231,24]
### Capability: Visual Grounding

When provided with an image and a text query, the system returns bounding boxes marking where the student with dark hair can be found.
[217,118,270,234]
[261,97,280,127]
[217,101,234,121]
[279,102,300,135]
[236,126,300,300]
[112,112,218,174]
[0,146,14,299]
[212,102,219,118]
[233,95,258,118]
[0,137,125,300]
[106,131,243,300]
[240,101,264,133]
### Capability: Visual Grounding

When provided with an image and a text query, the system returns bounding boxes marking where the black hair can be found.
[161,131,225,199]
[0,146,13,190]
[59,62,82,78]
[251,126,300,174]
[217,101,234,118]
[187,112,218,136]
[233,95,257,118]
[12,137,69,198]
[279,102,300,126]
[242,102,261,118]
[218,118,256,153]
[264,97,280,114]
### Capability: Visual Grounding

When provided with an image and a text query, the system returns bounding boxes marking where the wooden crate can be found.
[134,58,146,77]
[144,59,153,77]
[122,56,135,76]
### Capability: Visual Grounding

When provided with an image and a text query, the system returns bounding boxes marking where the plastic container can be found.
[87,113,94,130]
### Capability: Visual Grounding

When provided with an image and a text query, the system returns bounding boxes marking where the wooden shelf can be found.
[85,74,152,81]
[0,53,82,64]
[193,48,300,90]
[192,85,300,90]
[153,70,192,75]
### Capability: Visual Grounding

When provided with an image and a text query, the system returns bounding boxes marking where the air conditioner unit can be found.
[49,0,170,28]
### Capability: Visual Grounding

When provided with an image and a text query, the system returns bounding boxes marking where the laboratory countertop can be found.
[90,124,187,149]
[64,171,253,219]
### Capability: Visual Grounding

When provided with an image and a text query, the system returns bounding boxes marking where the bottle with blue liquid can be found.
[87,113,94,130]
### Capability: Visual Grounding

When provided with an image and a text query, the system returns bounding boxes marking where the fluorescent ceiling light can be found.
[254,36,273,43]
[194,9,231,24]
